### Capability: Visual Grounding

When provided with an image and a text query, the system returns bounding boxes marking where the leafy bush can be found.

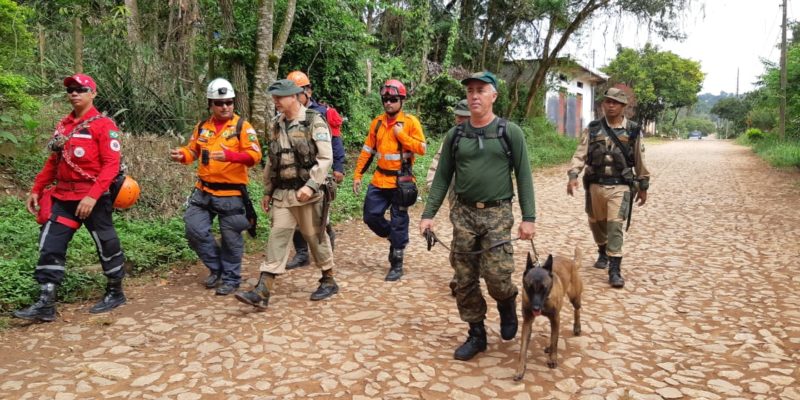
[408,73,464,140]
[745,128,765,141]
[737,134,800,168]
[523,117,578,168]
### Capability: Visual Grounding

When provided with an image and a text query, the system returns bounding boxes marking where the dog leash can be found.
[424,228,520,255]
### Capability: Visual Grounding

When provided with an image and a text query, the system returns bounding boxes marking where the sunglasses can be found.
[65,87,91,94]
[213,100,234,107]
[382,97,400,104]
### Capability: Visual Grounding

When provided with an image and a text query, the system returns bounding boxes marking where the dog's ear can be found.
[526,252,535,272]
[543,254,554,274]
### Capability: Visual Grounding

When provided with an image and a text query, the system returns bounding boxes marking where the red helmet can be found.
[380,79,407,98]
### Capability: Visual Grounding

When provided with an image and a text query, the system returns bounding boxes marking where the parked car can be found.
[688,131,703,140]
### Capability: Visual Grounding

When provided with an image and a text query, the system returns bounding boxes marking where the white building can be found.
[500,59,608,137]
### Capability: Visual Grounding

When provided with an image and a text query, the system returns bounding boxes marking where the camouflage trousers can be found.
[587,184,631,257]
[449,200,518,323]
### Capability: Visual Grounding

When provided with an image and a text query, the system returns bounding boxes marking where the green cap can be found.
[268,79,304,96]
[454,99,470,116]
[461,71,498,89]
[604,87,628,105]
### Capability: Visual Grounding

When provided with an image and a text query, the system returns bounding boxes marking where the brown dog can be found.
[514,248,582,380]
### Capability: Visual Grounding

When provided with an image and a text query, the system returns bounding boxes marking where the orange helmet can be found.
[287,71,311,88]
[114,176,140,209]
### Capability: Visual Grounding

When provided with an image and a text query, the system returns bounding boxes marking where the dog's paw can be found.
[513,371,525,381]
[543,346,551,354]
[546,359,558,369]
[574,326,581,336]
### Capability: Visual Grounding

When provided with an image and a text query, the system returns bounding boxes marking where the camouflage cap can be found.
[604,87,628,105]
[461,71,497,89]
[454,99,470,116]
[268,79,304,96]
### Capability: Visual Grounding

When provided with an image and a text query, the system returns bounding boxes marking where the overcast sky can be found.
[566,0,799,95]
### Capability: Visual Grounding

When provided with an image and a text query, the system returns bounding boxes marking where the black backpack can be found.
[450,118,513,168]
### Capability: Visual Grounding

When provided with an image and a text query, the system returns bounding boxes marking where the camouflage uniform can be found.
[423,118,536,323]
[448,200,516,322]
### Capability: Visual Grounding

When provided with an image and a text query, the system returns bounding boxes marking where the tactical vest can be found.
[585,119,639,184]
[267,109,321,190]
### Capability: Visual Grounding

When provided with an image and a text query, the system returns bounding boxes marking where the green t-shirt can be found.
[422,117,536,222]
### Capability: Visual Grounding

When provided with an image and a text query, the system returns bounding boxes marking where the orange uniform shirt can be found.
[178,114,262,196]
[354,111,426,189]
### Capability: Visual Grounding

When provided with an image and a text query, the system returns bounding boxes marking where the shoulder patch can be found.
[246,128,256,135]
[110,139,121,152]
[314,131,331,142]
[109,130,120,139]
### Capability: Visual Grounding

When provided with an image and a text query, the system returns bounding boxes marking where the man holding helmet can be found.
[353,79,426,281]
[14,73,129,322]
[170,78,262,295]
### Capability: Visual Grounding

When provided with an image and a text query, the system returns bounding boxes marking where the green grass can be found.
[737,135,800,168]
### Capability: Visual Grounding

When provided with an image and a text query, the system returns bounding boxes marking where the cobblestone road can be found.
[1,138,799,399]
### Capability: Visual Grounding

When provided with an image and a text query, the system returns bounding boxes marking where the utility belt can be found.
[197,179,258,238]
[275,180,306,191]
[457,197,511,209]
[376,166,401,176]
[586,176,632,186]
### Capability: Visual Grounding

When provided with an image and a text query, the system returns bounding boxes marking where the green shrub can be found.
[745,128,765,141]
[523,117,578,168]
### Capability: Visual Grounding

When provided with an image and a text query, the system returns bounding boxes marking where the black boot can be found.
[608,256,625,288]
[286,231,310,270]
[385,248,404,281]
[497,294,518,340]
[234,272,274,309]
[594,244,609,269]
[13,283,57,322]
[310,271,339,301]
[454,321,488,361]
[90,278,127,313]
[204,271,222,288]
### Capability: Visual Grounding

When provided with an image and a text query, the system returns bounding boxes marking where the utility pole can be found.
[779,0,788,140]
[736,67,739,97]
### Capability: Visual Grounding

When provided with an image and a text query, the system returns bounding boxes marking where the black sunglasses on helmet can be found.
[382,97,400,104]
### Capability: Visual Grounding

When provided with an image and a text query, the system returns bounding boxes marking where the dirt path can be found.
[1,139,799,400]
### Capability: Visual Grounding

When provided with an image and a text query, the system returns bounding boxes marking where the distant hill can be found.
[694,92,735,115]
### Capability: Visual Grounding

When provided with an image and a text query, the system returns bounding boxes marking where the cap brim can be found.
[461,77,494,86]
[269,88,304,96]
[63,77,80,87]
[604,95,628,105]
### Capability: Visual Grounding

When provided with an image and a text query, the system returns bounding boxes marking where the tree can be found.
[218,0,250,118]
[250,0,297,136]
[520,0,692,118]
[710,97,750,134]
[603,44,704,129]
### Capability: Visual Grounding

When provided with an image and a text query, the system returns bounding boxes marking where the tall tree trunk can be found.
[523,0,606,117]
[366,58,372,94]
[442,1,460,69]
[124,0,142,46]
[218,0,250,118]
[73,17,83,73]
[479,0,493,70]
[251,0,297,136]
[37,24,45,81]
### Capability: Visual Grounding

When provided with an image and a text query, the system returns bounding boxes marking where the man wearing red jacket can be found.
[15,74,127,322]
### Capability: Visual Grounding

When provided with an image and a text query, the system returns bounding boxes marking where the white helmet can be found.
[207,78,235,99]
